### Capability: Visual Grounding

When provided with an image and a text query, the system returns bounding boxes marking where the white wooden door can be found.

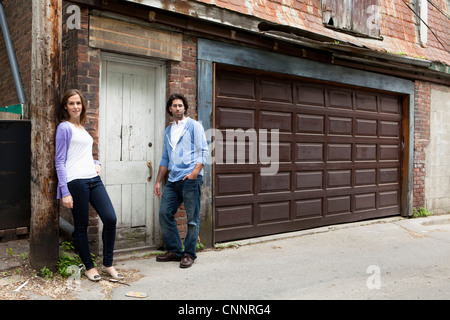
[99,54,165,250]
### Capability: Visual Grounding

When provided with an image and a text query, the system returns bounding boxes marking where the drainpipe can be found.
[0,0,26,104]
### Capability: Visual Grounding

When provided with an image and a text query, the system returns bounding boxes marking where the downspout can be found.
[0,0,26,104]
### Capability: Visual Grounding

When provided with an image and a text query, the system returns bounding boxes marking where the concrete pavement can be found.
[2,214,450,300]
[78,214,450,300]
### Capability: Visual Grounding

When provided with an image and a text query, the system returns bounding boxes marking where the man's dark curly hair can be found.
[166,93,189,116]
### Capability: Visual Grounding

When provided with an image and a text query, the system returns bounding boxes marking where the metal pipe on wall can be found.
[0,1,26,104]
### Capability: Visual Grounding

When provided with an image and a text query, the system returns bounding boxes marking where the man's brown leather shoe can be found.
[156,251,182,262]
[180,255,194,268]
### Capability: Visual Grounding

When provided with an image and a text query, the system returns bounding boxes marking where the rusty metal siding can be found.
[104,0,448,65]
[352,0,380,37]
[322,0,352,31]
[323,0,380,37]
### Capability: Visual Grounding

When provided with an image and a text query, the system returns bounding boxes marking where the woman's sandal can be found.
[79,264,102,282]
[104,267,124,280]
[84,267,102,282]
[87,273,102,282]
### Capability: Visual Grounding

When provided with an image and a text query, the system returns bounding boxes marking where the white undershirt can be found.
[171,117,188,147]
[66,122,98,183]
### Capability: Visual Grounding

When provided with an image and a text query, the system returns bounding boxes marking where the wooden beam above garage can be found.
[89,15,182,61]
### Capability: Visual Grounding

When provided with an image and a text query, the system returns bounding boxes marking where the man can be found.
[154,93,208,268]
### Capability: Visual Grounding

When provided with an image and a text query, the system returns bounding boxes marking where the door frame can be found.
[99,52,166,250]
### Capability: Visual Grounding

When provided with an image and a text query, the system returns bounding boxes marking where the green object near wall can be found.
[0,104,22,115]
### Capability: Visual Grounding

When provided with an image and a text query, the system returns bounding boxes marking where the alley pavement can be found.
[1,214,450,301]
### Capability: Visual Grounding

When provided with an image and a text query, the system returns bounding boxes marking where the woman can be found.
[55,89,123,282]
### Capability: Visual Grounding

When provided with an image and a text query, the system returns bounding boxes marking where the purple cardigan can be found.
[55,121,100,199]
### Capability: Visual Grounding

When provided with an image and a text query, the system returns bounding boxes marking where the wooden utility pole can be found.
[29,0,62,271]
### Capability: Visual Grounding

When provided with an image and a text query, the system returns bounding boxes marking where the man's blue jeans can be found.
[159,176,202,259]
[67,176,117,270]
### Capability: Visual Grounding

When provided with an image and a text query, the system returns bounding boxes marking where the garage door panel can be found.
[327,144,352,162]
[215,207,399,242]
[258,201,291,223]
[216,173,254,195]
[327,196,351,215]
[355,168,376,186]
[379,144,400,161]
[215,205,253,228]
[327,89,352,110]
[277,142,292,163]
[259,172,291,192]
[354,193,377,211]
[379,167,399,184]
[380,121,400,138]
[214,67,403,242]
[296,143,324,162]
[355,94,377,112]
[260,111,292,132]
[216,74,256,100]
[297,114,325,134]
[355,144,377,161]
[327,170,351,188]
[379,190,399,208]
[295,198,323,219]
[296,171,323,190]
[328,116,352,136]
[356,119,378,137]
[297,85,325,107]
[214,194,256,207]
[217,107,255,129]
[260,81,293,103]
[380,96,401,114]
[220,141,257,164]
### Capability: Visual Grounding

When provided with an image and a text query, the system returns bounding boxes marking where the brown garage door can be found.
[214,66,403,242]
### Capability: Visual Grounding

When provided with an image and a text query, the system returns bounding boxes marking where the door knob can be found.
[147,161,152,182]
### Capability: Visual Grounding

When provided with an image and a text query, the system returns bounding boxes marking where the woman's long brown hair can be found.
[60,89,87,124]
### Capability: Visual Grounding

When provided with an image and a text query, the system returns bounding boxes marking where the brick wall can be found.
[61,5,198,245]
[413,80,431,209]
[0,0,32,116]
[2,0,444,248]
[166,35,198,241]
[62,2,100,156]
[61,2,101,253]
[167,35,198,119]
[416,81,450,214]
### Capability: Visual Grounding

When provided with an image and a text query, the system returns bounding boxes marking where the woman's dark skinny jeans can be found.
[68,176,117,270]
